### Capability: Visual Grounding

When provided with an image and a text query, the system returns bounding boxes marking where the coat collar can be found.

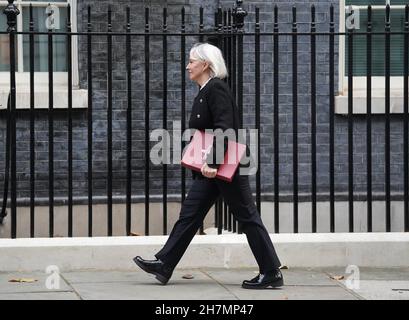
[199,77,214,91]
[195,77,217,98]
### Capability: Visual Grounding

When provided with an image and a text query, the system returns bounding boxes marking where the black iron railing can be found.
[0,0,408,238]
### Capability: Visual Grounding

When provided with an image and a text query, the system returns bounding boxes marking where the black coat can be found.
[188,77,244,179]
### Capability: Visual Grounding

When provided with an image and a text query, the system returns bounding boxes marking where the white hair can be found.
[190,43,228,79]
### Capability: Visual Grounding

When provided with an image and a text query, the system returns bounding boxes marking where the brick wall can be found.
[0,0,406,202]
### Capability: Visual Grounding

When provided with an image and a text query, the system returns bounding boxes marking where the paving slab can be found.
[203,268,338,286]
[62,269,212,285]
[61,270,143,284]
[203,269,359,300]
[0,268,408,300]
[337,280,409,300]
[324,267,409,281]
[0,292,80,300]
[0,272,71,294]
[234,285,359,300]
[67,270,236,300]
[279,268,339,286]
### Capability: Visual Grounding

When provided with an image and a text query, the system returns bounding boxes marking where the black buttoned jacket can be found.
[188,77,242,177]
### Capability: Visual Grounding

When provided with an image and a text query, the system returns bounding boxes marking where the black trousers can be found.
[155,172,281,274]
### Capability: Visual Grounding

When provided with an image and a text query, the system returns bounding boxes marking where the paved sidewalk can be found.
[0,267,408,300]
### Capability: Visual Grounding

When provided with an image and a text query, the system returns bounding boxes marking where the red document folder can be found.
[181,130,247,182]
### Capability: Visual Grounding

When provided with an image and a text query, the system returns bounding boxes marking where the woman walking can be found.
[134,43,283,289]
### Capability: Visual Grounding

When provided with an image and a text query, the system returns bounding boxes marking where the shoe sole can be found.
[132,257,169,285]
[241,278,284,290]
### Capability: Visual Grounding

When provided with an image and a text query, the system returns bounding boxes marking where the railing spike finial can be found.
[233,0,247,32]
[3,0,20,32]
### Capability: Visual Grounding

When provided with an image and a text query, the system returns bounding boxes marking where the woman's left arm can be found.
[204,82,235,169]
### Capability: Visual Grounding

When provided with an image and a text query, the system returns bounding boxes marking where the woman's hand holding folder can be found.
[200,162,217,178]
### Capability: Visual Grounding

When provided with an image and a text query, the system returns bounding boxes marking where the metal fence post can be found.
[3,0,20,238]
[232,0,246,234]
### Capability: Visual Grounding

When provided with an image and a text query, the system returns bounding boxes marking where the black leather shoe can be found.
[242,269,284,289]
[133,256,173,285]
